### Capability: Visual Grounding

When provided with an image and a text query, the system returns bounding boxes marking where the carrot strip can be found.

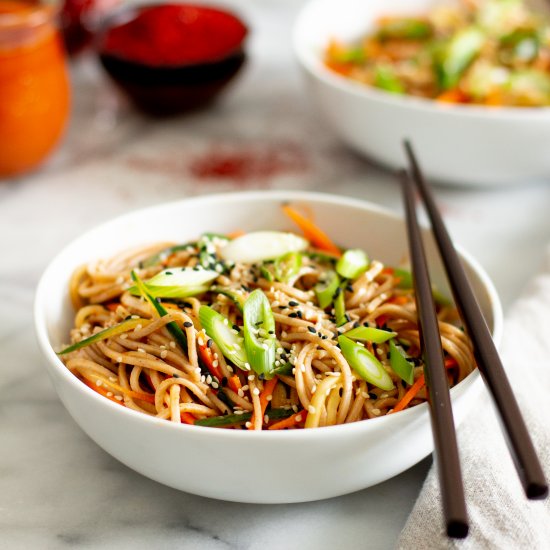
[389,295,409,305]
[181,412,196,425]
[249,376,279,430]
[197,335,224,381]
[227,374,242,394]
[227,230,245,239]
[106,302,120,312]
[268,410,307,430]
[375,314,389,328]
[82,378,124,405]
[391,374,426,413]
[391,358,459,413]
[282,205,342,256]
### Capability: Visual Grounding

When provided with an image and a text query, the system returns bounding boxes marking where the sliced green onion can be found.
[260,264,274,282]
[393,267,451,306]
[377,17,432,40]
[243,289,277,378]
[305,251,339,264]
[210,287,246,313]
[343,326,397,343]
[57,318,144,355]
[200,232,231,242]
[389,340,415,385]
[334,287,347,327]
[315,270,340,309]
[199,306,248,371]
[131,271,188,351]
[437,26,485,90]
[336,249,369,280]
[338,335,395,391]
[194,407,294,427]
[220,231,308,264]
[274,252,302,283]
[272,362,293,376]
[128,267,218,299]
[374,66,405,94]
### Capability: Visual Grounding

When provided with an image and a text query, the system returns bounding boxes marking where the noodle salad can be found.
[59,205,475,430]
[324,0,550,106]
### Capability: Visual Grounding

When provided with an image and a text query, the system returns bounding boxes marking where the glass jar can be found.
[0,1,70,178]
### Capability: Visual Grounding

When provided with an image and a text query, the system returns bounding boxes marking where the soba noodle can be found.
[60,225,475,430]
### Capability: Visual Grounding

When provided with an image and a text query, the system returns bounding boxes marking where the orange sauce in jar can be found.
[0,1,70,177]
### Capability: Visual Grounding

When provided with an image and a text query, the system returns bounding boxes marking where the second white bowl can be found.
[294,0,550,187]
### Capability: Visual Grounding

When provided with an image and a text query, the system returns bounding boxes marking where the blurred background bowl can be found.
[293,0,550,187]
[34,190,503,503]
[95,2,247,116]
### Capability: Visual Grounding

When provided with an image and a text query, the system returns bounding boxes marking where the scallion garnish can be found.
[338,335,395,391]
[198,306,248,370]
[343,326,397,343]
[389,339,415,385]
[314,270,340,309]
[57,317,145,355]
[336,248,369,280]
[243,289,277,378]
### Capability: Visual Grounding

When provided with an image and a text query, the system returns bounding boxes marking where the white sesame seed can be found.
[227,365,234,373]
[264,414,269,423]
[253,388,260,396]
[211,382,219,389]
[308,405,316,414]
[223,318,229,326]
[241,385,249,391]
[361,392,369,399]
[95,380,102,387]
[295,415,302,422]
[212,360,219,367]
[116,356,122,363]
[245,422,252,428]
[238,389,244,397]
[109,376,117,382]
[197,338,204,347]
[115,395,123,401]
[206,375,212,385]
[160,350,168,359]
[200,375,206,383]
[235,410,244,415]
[292,404,298,412]
[137,348,145,354]
[131,315,139,319]
[106,392,113,397]
[266,395,272,401]
[300,365,306,373]
[134,324,142,331]
[169,341,176,348]
[248,375,255,381]
[372,408,381,415]
[244,362,251,370]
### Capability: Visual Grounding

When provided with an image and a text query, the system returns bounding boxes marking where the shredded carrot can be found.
[106,302,120,312]
[282,204,342,256]
[227,229,245,239]
[196,335,224,381]
[389,295,409,305]
[268,410,307,430]
[227,374,242,394]
[391,358,460,413]
[98,377,155,404]
[82,378,124,405]
[375,314,389,328]
[436,88,469,104]
[391,375,425,413]
[181,412,196,425]
[249,376,279,430]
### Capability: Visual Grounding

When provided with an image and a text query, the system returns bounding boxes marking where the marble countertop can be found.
[2,1,550,548]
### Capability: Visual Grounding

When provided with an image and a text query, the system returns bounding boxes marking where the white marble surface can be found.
[1,1,550,548]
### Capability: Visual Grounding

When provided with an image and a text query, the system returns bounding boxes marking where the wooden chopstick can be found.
[399,169,469,539]
[404,140,548,501]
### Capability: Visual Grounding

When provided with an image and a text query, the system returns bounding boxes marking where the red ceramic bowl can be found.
[96,3,248,116]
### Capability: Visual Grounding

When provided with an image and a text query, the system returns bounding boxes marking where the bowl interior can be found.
[37,190,501,388]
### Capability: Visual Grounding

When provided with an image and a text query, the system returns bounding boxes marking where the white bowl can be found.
[293,0,550,187]
[34,190,502,503]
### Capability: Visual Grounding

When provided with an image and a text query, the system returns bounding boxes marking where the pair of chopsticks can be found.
[399,141,548,539]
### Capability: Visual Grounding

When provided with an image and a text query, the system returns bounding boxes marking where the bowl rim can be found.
[34,189,503,441]
[293,0,550,121]
[94,2,249,69]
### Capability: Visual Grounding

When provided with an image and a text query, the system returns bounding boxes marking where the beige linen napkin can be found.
[396,255,550,550]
